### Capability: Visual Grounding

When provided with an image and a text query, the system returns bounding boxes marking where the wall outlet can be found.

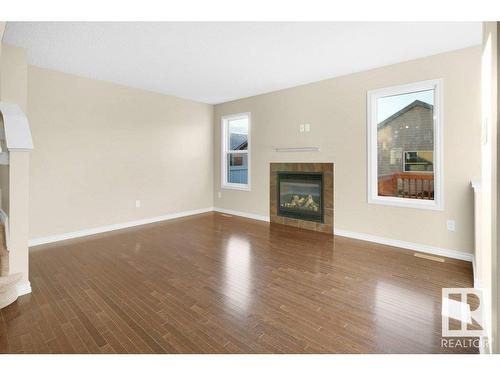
[217,191,222,199]
[446,219,456,231]
[304,123,311,132]
[135,200,141,208]
[299,124,305,132]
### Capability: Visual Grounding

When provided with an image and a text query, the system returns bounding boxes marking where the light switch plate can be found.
[299,124,305,132]
[135,200,141,208]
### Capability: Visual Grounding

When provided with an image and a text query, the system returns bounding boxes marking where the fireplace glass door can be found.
[278,172,323,223]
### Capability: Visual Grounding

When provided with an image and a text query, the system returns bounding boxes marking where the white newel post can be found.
[0,102,34,296]
[8,151,31,294]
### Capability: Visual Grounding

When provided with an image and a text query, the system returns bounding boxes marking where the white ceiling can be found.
[4,22,482,104]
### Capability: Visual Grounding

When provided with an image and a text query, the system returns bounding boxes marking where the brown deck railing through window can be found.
[378,173,434,199]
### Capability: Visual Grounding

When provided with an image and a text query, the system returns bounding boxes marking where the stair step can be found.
[0,273,21,309]
[0,273,21,288]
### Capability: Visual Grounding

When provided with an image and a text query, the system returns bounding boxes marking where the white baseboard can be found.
[28,207,214,247]
[213,207,270,222]
[28,206,473,263]
[17,281,31,296]
[334,228,473,262]
[212,208,473,263]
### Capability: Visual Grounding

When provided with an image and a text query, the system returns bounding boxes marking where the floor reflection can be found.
[374,280,439,350]
[223,235,252,314]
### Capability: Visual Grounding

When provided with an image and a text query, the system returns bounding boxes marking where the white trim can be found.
[213,207,270,222]
[221,183,251,192]
[0,102,34,151]
[470,179,482,192]
[367,79,444,211]
[472,256,481,288]
[334,228,472,262]
[29,207,214,247]
[16,281,31,296]
[221,112,251,191]
[471,256,489,354]
[475,285,492,354]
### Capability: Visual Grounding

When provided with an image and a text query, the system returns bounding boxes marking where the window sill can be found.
[221,183,251,192]
[368,196,443,211]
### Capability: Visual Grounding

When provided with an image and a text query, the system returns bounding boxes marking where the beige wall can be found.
[1,45,27,112]
[28,66,214,239]
[214,46,481,254]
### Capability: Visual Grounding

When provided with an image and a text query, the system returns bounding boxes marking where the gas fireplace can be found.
[270,162,333,234]
[278,172,323,223]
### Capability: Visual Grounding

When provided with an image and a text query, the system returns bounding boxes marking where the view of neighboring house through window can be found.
[221,113,250,190]
[367,79,442,209]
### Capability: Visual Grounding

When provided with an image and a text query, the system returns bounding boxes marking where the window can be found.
[403,151,434,172]
[367,79,443,210]
[221,113,250,190]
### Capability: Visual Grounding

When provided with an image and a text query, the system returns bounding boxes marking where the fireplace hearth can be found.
[270,162,334,234]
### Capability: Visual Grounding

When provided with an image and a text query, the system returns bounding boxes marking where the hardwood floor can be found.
[1,212,476,353]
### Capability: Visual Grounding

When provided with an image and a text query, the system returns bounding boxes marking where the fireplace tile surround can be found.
[270,162,334,234]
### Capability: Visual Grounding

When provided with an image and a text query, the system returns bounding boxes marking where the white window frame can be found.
[367,79,444,210]
[221,112,251,191]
